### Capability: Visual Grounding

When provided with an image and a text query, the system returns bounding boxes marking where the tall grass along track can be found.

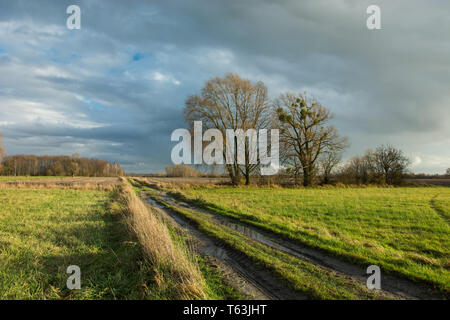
[144,197,290,300]
[116,180,208,299]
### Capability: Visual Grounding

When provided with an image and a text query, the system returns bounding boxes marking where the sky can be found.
[0,0,449,174]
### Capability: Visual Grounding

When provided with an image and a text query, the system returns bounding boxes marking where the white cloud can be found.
[150,71,181,85]
[1,98,105,129]
[411,156,422,167]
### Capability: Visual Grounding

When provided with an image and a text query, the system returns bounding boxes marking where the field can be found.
[0,176,65,181]
[0,179,240,300]
[0,176,448,300]
[0,177,121,190]
[176,186,450,292]
[0,187,139,299]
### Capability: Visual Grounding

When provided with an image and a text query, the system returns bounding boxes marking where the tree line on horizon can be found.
[0,134,123,177]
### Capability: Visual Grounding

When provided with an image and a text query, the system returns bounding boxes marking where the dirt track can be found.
[144,196,303,300]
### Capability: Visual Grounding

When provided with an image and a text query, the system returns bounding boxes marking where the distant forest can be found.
[0,154,124,177]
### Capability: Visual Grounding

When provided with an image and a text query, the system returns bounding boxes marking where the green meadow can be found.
[178,186,450,293]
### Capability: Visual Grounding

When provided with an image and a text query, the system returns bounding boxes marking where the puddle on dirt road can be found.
[144,197,228,260]
[203,246,228,259]
[224,222,283,249]
[151,191,314,263]
[144,197,164,209]
[221,220,313,261]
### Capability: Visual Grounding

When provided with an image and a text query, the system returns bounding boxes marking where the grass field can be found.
[1,178,448,299]
[0,188,156,299]
[0,185,238,299]
[177,186,450,293]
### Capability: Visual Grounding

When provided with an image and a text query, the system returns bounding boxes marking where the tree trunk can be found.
[303,168,312,186]
[231,174,241,185]
[227,165,241,185]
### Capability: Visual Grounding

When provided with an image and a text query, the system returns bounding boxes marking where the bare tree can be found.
[318,149,344,184]
[341,149,376,184]
[373,145,410,185]
[276,93,348,186]
[446,168,450,176]
[184,73,270,185]
[340,146,410,185]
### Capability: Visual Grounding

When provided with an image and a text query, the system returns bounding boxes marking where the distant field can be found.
[0,188,152,299]
[178,186,450,292]
[143,176,229,185]
[405,179,450,187]
[0,177,121,190]
[0,176,66,181]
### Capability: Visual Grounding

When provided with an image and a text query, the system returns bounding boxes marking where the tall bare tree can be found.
[184,73,270,185]
[276,93,348,186]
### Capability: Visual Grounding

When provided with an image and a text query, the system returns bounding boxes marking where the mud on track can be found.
[136,181,443,300]
[143,196,306,300]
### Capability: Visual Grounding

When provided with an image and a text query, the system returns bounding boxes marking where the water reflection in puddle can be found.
[148,191,307,262]
[145,198,164,209]
[203,246,228,259]
[223,222,287,251]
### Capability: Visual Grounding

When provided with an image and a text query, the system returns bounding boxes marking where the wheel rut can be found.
[143,195,306,300]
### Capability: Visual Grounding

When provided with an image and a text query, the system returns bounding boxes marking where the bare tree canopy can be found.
[318,150,344,184]
[340,145,410,185]
[373,145,410,185]
[275,93,348,186]
[341,149,377,184]
[184,73,271,185]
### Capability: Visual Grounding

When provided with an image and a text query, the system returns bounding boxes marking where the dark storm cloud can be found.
[0,0,449,173]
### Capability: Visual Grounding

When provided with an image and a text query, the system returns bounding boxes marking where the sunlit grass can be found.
[179,186,450,293]
[0,186,241,300]
[0,188,153,299]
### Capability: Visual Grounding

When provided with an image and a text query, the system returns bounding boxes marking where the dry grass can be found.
[0,177,120,191]
[116,180,208,299]
[134,177,220,191]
